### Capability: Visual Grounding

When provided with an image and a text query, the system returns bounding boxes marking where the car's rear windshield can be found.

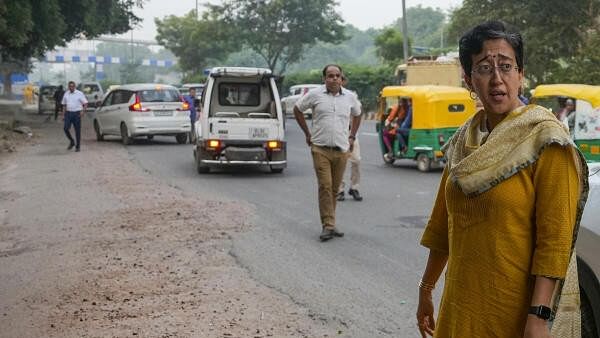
[82,84,100,93]
[137,89,180,102]
[218,83,260,106]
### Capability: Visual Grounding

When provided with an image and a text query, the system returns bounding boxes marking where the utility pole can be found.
[196,0,199,20]
[401,0,409,65]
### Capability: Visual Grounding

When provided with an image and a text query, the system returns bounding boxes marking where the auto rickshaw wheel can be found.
[416,154,431,172]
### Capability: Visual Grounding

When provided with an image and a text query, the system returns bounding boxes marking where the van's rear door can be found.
[208,117,281,141]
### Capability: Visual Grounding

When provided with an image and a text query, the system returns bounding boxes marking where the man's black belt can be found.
[318,145,342,151]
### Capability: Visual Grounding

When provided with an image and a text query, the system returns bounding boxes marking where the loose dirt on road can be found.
[0,120,337,337]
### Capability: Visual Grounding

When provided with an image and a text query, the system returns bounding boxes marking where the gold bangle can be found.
[419,279,435,291]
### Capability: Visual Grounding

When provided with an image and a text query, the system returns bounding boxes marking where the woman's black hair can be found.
[459,21,523,76]
[322,64,343,77]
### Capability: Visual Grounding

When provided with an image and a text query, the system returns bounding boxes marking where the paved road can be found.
[118,119,444,337]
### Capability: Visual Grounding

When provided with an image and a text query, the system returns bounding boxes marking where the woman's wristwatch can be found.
[528,305,553,320]
[349,135,356,140]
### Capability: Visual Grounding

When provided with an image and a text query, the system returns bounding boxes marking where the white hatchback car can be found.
[280,84,320,118]
[93,84,191,145]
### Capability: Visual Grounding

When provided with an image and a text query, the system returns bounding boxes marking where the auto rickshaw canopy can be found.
[380,85,476,129]
[532,84,600,108]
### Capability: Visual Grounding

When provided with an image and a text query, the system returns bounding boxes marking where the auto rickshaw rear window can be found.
[448,104,465,112]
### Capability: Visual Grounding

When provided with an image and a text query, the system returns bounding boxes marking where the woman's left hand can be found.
[523,316,550,338]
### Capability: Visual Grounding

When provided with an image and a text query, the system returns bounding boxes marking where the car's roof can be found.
[182,83,205,88]
[113,83,178,91]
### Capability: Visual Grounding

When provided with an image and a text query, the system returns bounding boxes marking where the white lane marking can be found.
[361,132,378,137]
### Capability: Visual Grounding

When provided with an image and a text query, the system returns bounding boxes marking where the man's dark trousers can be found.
[64,111,81,148]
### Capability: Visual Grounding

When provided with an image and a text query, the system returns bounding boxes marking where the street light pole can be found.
[401,0,409,64]
[196,0,199,20]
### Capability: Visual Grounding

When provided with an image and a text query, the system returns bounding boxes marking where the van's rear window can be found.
[218,83,260,106]
[138,89,180,102]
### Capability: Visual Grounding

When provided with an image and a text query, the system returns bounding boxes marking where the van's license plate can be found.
[154,110,173,116]
[250,127,268,139]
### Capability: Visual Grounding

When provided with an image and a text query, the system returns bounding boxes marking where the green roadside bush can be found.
[282,64,395,112]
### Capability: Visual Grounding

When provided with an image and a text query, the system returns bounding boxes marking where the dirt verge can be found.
[0,119,335,337]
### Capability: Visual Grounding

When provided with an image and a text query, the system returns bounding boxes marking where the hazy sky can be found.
[118,0,462,41]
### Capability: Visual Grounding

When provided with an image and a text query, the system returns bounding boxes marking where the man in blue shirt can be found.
[183,88,198,144]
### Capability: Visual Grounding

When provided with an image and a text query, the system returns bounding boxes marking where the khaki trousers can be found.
[339,138,361,192]
[311,145,349,229]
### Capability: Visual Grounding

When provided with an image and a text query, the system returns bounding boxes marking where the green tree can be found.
[0,0,142,97]
[155,11,237,77]
[374,28,410,65]
[287,25,379,73]
[208,0,346,74]
[447,0,600,86]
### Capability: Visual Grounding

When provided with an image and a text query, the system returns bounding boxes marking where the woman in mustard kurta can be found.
[416,21,588,338]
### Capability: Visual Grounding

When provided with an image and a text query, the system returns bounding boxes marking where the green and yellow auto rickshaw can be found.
[531,84,600,162]
[376,85,476,171]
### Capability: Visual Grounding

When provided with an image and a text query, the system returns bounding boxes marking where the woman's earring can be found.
[470,90,478,100]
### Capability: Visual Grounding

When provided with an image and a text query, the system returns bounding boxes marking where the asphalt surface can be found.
[117,119,444,337]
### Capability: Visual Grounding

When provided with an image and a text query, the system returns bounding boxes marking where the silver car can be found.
[280,84,320,118]
[579,162,600,337]
[93,84,190,145]
[77,81,104,108]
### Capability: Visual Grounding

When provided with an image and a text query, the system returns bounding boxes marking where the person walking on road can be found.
[62,81,88,152]
[183,87,198,144]
[294,64,362,241]
[416,21,588,338]
[337,75,363,202]
[53,85,65,121]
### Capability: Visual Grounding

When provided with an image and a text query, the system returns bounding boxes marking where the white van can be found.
[193,67,286,174]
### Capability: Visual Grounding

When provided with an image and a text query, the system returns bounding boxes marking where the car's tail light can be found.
[438,134,445,146]
[266,140,281,151]
[129,94,150,112]
[177,101,190,111]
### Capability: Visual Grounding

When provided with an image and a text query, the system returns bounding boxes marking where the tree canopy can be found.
[209,0,346,74]
[374,28,410,65]
[155,11,237,77]
[156,0,346,75]
[447,0,600,86]
[0,0,143,96]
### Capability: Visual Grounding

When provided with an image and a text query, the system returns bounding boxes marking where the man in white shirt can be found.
[337,75,363,202]
[294,64,362,241]
[61,81,88,152]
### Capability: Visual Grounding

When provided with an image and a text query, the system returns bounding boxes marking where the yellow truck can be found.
[395,58,463,87]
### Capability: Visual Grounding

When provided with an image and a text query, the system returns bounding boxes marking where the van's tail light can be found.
[266,140,281,151]
[438,134,445,146]
[129,94,150,112]
[206,139,221,150]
